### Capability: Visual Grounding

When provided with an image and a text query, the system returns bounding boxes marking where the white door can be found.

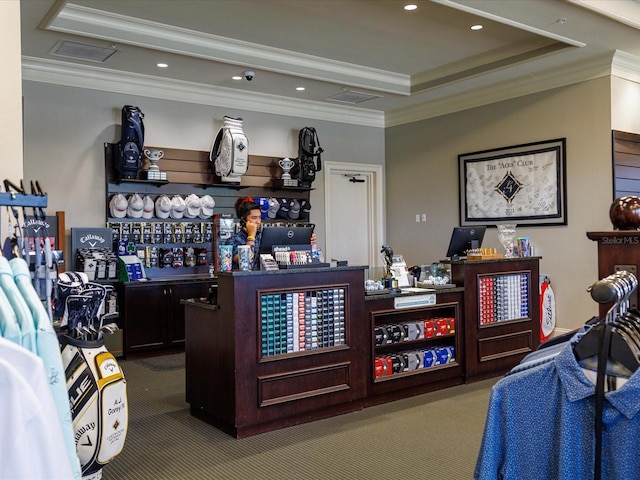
[324,162,384,268]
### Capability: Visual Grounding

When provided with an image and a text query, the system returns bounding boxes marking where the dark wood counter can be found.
[185,266,368,438]
[447,257,541,382]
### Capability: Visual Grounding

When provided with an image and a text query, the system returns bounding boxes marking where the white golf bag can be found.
[210,116,249,183]
[60,335,128,480]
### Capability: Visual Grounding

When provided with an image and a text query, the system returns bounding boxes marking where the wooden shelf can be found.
[113,178,169,187]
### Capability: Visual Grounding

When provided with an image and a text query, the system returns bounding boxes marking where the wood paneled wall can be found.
[613,130,640,199]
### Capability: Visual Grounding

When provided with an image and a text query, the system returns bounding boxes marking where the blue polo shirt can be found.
[475,333,640,479]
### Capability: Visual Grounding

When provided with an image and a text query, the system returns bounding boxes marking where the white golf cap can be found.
[109,193,128,218]
[142,195,155,219]
[267,197,280,219]
[184,194,201,219]
[199,195,215,219]
[155,195,172,219]
[170,195,186,219]
[127,193,144,218]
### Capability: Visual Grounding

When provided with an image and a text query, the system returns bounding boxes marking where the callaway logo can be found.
[75,421,96,444]
[25,218,50,232]
[80,234,106,248]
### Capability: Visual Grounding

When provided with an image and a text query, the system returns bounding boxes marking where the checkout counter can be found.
[183,258,540,438]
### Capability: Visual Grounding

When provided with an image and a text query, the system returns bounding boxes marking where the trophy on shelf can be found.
[278,157,298,187]
[143,149,167,181]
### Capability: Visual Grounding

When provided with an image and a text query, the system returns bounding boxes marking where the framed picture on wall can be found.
[458,138,567,226]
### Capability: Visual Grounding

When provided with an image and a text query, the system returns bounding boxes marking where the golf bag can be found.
[292,127,323,188]
[115,105,145,179]
[60,335,128,480]
[210,116,249,183]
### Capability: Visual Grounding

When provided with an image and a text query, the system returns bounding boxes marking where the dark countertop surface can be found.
[122,274,217,285]
[215,265,367,276]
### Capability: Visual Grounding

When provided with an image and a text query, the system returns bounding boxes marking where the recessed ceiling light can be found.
[157,63,168,68]
[404,4,418,11]
[232,75,242,80]
[296,87,305,91]
[471,24,483,31]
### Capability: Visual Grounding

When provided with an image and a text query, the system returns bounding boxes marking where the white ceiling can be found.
[19,0,640,127]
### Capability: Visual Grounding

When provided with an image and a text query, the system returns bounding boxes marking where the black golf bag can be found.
[115,105,145,179]
[292,127,323,188]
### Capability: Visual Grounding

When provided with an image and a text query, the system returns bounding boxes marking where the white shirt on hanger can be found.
[0,338,74,479]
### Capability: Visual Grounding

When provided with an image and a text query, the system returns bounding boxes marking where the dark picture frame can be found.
[458,138,567,226]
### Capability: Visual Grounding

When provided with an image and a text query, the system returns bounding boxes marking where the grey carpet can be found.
[134,352,185,371]
[103,359,497,479]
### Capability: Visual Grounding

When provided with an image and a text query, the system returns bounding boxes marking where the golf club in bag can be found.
[57,271,126,479]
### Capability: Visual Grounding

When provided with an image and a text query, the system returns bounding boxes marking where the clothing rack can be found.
[586,270,638,480]
[0,191,48,208]
[0,191,48,239]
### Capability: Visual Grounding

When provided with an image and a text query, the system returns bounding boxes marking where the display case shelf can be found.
[448,257,540,382]
[258,286,348,358]
[365,294,464,402]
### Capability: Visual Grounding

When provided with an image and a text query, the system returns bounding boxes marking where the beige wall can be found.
[386,77,614,330]
[1,0,23,181]
[611,75,640,133]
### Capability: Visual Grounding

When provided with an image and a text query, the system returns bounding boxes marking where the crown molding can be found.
[25,50,639,131]
[385,52,616,127]
[21,57,385,128]
[612,50,640,84]
[46,3,410,96]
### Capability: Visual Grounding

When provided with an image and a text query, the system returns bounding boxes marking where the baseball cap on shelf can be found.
[199,195,215,219]
[155,195,172,219]
[288,199,301,220]
[277,199,291,219]
[256,197,269,218]
[142,195,155,219]
[170,195,187,219]
[184,194,201,219]
[267,198,280,219]
[300,199,312,220]
[127,193,144,218]
[109,193,128,218]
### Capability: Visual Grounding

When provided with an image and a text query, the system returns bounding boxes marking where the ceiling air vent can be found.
[49,40,118,63]
[325,90,382,104]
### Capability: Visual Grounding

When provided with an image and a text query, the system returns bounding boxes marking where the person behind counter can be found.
[227,196,316,270]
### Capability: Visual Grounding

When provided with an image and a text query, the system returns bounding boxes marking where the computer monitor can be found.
[259,224,314,255]
[446,226,486,259]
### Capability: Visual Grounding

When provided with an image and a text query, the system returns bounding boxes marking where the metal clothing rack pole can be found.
[587,270,637,480]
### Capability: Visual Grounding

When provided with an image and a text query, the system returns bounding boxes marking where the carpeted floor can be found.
[103,358,497,479]
[134,352,185,371]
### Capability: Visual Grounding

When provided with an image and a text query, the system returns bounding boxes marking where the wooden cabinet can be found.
[448,258,540,382]
[118,279,214,356]
[185,267,368,438]
[365,289,465,405]
[587,231,640,317]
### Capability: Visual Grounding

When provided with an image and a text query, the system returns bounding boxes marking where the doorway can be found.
[323,161,384,269]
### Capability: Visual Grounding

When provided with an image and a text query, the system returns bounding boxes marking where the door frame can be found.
[323,161,385,268]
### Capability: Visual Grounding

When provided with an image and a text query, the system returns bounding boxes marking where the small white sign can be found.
[394,294,436,309]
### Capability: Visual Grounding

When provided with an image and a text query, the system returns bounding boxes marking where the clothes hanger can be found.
[573,273,640,374]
